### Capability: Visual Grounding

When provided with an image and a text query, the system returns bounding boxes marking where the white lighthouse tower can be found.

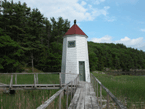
[61,20,90,84]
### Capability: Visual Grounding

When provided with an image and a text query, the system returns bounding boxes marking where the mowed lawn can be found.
[92,72,145,108]
[0,73,61,109]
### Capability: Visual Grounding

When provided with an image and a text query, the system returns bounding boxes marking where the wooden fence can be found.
[37,74,79,109]
[0,73,60,90]
[0,72,78,91]
[91,73,127,109]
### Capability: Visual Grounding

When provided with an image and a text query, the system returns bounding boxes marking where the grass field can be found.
[92,72,145,108]
[1,71,145,108]
[0,73,66,109]
[0,73,59,84]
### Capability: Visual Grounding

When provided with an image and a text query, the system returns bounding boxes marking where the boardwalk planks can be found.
[68,81,100,109]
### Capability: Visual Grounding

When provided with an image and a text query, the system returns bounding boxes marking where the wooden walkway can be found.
[68,81,100,109]
[0,84,62,90]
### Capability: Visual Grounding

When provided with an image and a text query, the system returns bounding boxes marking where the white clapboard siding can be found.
[61,34,90,84]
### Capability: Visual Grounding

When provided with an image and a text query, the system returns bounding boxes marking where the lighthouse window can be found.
[68,41,75,47]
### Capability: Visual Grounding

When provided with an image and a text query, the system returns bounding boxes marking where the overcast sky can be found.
[11,0,145,51]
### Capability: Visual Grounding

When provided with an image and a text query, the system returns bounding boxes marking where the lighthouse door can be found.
[79,61,85,81]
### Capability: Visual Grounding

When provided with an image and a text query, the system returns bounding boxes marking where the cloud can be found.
[140,29,145,32]
[91,36,145,51]
[115,37,143,46]
[13,0,110,22]
[113,0,138,4]
[138,45,145,51]
[105,16,116,22]
[94,0,105,5]
[91,35,112,43]
[81,1,87,6]
[90,6,110,18]
[126,0,139,4]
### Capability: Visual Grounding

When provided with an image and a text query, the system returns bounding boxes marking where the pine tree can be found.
[0,28,24,72]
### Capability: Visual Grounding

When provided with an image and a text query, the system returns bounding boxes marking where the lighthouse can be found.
[61,20,90,84]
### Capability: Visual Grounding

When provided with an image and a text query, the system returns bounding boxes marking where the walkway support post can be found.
[66,86,69,109]
[59,73,62,89]
[107,93,109,109]
[97,82,98,102]
[36,73,38,84]
[95,78,96,95]
[10,74,13,89]
[15,74,17,84]
[100,85,102,108]
[34,74,36,88]
[71,81,73,99]
[59,92,62,109]
[76,78,77,91]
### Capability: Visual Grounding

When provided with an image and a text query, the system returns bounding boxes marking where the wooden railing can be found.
[0,72,61,89]
[37,74,79,109]
[0,72,79,90]
[91,73,127,109]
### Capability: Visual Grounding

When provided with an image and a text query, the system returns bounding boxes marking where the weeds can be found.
[0,73,60,109]
[92,72,145,108]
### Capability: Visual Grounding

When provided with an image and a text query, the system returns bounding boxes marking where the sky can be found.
[11,0,145,51]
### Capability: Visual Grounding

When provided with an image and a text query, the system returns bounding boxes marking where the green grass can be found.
[0,89,59,109]
[0,73,62,109]
[0,73,59,84]
[92,72,145,108]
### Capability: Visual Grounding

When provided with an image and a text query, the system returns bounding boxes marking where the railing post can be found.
[92,75,93,86]
[76,76,78,90]
[93,76,95,88]
[59,92,62,109]
[71,81,73,99]
[15,74,17,84]
[91,74,92,83]
[78,75,80,84]
[107,93,109,109]
[66,86,69,109]
[100,85,102,108]
[76,78,77,90]
[95,77,96,95]
[10,74,13,89]
[34,74,36,88]
[73,79,75,95]
[74,78,76,92]
[76,77,77,91]
[59,73,62,89]
[97,82,98,102]
[36,73,38,84]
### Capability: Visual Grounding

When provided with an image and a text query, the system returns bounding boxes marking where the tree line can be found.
[0,0,145,73]
[88,42,145,71]
[0,0,70,72]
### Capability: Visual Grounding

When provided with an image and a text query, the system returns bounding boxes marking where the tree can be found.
[23,8,44,72]
[89,52,98,71]
[0,28,24,72]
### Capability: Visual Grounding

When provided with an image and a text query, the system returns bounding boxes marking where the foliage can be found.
[0,28,24,72]
[0,0,70,72]
[88,42,145,71]
[92,73,145,108]
[0,73,73,109]
[0,73,60,109]
[0,0,145,72]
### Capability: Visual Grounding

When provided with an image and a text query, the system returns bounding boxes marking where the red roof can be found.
[64,24,86,36]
